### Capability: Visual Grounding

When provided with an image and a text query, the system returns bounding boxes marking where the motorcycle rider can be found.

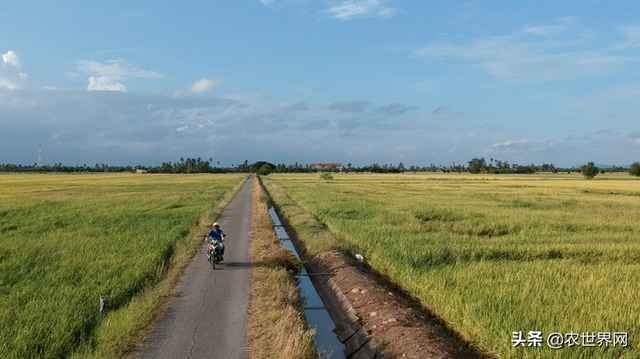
[206,222,226,261]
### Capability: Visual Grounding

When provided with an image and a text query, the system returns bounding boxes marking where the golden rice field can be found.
[265,172,640,359]
[0,173,246,359]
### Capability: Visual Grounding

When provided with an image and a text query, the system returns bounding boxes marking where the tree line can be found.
[0,158,251,174]
[2,158,639,178]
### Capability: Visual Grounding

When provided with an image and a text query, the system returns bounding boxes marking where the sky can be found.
[1,0,640,168]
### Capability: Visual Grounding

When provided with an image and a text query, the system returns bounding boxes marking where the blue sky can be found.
[1,0,640,167]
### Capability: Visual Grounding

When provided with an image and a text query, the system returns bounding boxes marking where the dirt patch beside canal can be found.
[312,251,485,359]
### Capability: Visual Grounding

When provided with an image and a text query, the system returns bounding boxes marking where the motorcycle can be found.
[206,237,223,270]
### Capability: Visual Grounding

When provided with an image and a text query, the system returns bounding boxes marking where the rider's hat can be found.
[213,222,220,228]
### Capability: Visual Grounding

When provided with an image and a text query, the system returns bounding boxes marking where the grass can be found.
[263,172,640,359]
[247,176,317,359]
[0,173,247,358]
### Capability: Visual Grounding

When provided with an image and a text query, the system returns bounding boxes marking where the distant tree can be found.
[629,162,640,178]
[580,162,599,179]
[258,164,273,176]
[514,164,536,174]
[468,157,487,174]
[367,163,381,173]
[397,162,405,173]
[251,161,275,174]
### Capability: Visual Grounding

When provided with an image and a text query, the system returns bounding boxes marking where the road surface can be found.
[136,176,253,359]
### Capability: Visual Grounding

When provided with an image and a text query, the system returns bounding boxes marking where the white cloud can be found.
[259,0,274,6]
[325,0,397,21]
[76,59,162,79]
[0,79,17,89]
[2,51,20,67]
[414,34,630,83]
[189,77,224,93]
[1,87,638,167]
[19,72,28,78]
[483,138,540,158]
[489,138,530,149]
[612,26,640,50]
[190,78,213,93]
[87,76,127,92]
[76,59,162,92]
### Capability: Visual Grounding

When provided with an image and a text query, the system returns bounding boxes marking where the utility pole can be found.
[38,145,42,167]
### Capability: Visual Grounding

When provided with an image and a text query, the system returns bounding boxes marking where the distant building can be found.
[136,169,148,174]
[314,163,344,172]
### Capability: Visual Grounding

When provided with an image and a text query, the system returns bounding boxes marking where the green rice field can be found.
[264,172,640,358]
[0,173,246,358]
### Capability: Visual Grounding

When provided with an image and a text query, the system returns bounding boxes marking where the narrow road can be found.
[136,176,253,359]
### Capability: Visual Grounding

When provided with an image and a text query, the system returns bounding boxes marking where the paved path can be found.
[136,176,253,359]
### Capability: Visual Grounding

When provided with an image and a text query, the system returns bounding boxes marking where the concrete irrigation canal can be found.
[268,206,347,359]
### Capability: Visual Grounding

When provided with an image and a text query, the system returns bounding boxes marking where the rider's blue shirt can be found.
[207,228,224,241]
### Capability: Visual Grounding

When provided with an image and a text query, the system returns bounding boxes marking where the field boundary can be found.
[73,174,250,359]
[261,177,487,359]
[246,176,317,359]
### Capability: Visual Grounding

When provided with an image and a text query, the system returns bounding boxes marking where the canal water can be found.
[268,207,346,359]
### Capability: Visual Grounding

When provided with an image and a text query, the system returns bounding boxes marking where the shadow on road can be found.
[219,262,251,269]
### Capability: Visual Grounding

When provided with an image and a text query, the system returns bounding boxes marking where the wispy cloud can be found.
[522,25,567,36]
[489,138,530,149]
[76,59,163,92]
[457,2,480,21]
[482,138,541,158]
[612,25,640,50]
[432,106,464,120]
[76,59,162,79]
[414,31,630,83]
[0,79,17,89]
[326,100,370,112]
[287,101,309,111]
[325,0,397,21]
[259,0,275,6]
[2,51,20,67]
[374,102,418,116]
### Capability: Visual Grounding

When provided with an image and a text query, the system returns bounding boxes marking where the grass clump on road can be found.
[264,173,640,359]
[0,173,247,359]
[247,176,316,359]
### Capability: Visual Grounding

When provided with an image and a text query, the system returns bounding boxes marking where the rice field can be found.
[0,173,246,358]
[265,172,640,359]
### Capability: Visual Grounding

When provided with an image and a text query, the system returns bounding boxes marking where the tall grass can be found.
[264,173,640,359]
[0,173,246,358]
